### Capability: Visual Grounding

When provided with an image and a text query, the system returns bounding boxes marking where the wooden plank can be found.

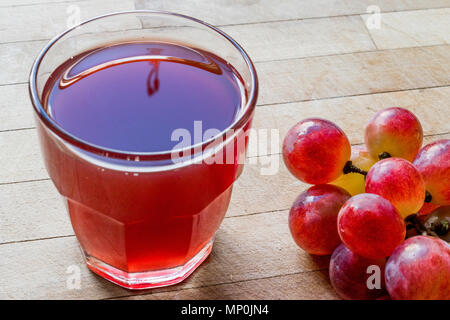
[0,0,136,43]
[0,179,73,244]
[253,86,450,154]
[0,41,46,85]
[0,210,331,299]
[119,270,339,300]
[1,133,448,245]
[230,154,306,217]
[0,129,46,184]
[222,16,375,62]
[136,0,450,26]
[363,8,450,50]
[0,84,34,131]
[257,45,450,105]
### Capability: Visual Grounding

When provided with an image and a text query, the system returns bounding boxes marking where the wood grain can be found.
[136,0,450,26]
[364,8,450,49]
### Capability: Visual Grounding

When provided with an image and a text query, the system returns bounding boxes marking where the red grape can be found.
[385,236,450,300]
[337,193,406,259]
[365,158,425,218]
[330,243,387,300]
[365,107,423,161]
[283,119,351,184]
[289,184,351,255]
[413,139,450,206]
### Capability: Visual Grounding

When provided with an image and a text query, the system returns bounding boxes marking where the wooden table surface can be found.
[0,0,449,300]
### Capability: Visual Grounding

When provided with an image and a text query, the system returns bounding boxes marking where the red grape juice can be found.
[38,42,250,285]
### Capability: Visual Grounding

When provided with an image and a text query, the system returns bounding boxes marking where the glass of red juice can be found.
[29,11,258,289]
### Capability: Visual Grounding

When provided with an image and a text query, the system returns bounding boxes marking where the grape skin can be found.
[337,193,406,259]
[283,119,351,184]
[385,236,450,300]
[289,185,351,255]
[330,243,387,300]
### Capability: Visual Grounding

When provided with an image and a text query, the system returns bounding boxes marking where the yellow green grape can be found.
[331,145,376,196]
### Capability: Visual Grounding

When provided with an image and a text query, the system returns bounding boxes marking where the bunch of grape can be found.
[283,107,450,300]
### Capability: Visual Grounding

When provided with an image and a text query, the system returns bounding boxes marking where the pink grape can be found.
[385,236,450,300]
[289,184,351,255]
[283,119,351,184]
[365,158,425,218]
[330,244,387,300]
[364,107,423,161]
[413,139,450,206]
[337,193,406,259]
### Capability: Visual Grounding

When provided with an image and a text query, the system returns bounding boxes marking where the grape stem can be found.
[424,190,432,203]
[378,152,391,160]
[343,161,368,176]
[405,214,448,237]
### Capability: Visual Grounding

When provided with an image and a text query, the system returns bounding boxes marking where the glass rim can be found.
[29,10,258,161]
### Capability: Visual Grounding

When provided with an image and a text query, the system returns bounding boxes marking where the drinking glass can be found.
[29,11,258,289]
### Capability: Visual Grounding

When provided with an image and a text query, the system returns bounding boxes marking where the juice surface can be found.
[44,42,243,152]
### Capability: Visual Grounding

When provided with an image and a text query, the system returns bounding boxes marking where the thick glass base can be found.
[83,239,213,290]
